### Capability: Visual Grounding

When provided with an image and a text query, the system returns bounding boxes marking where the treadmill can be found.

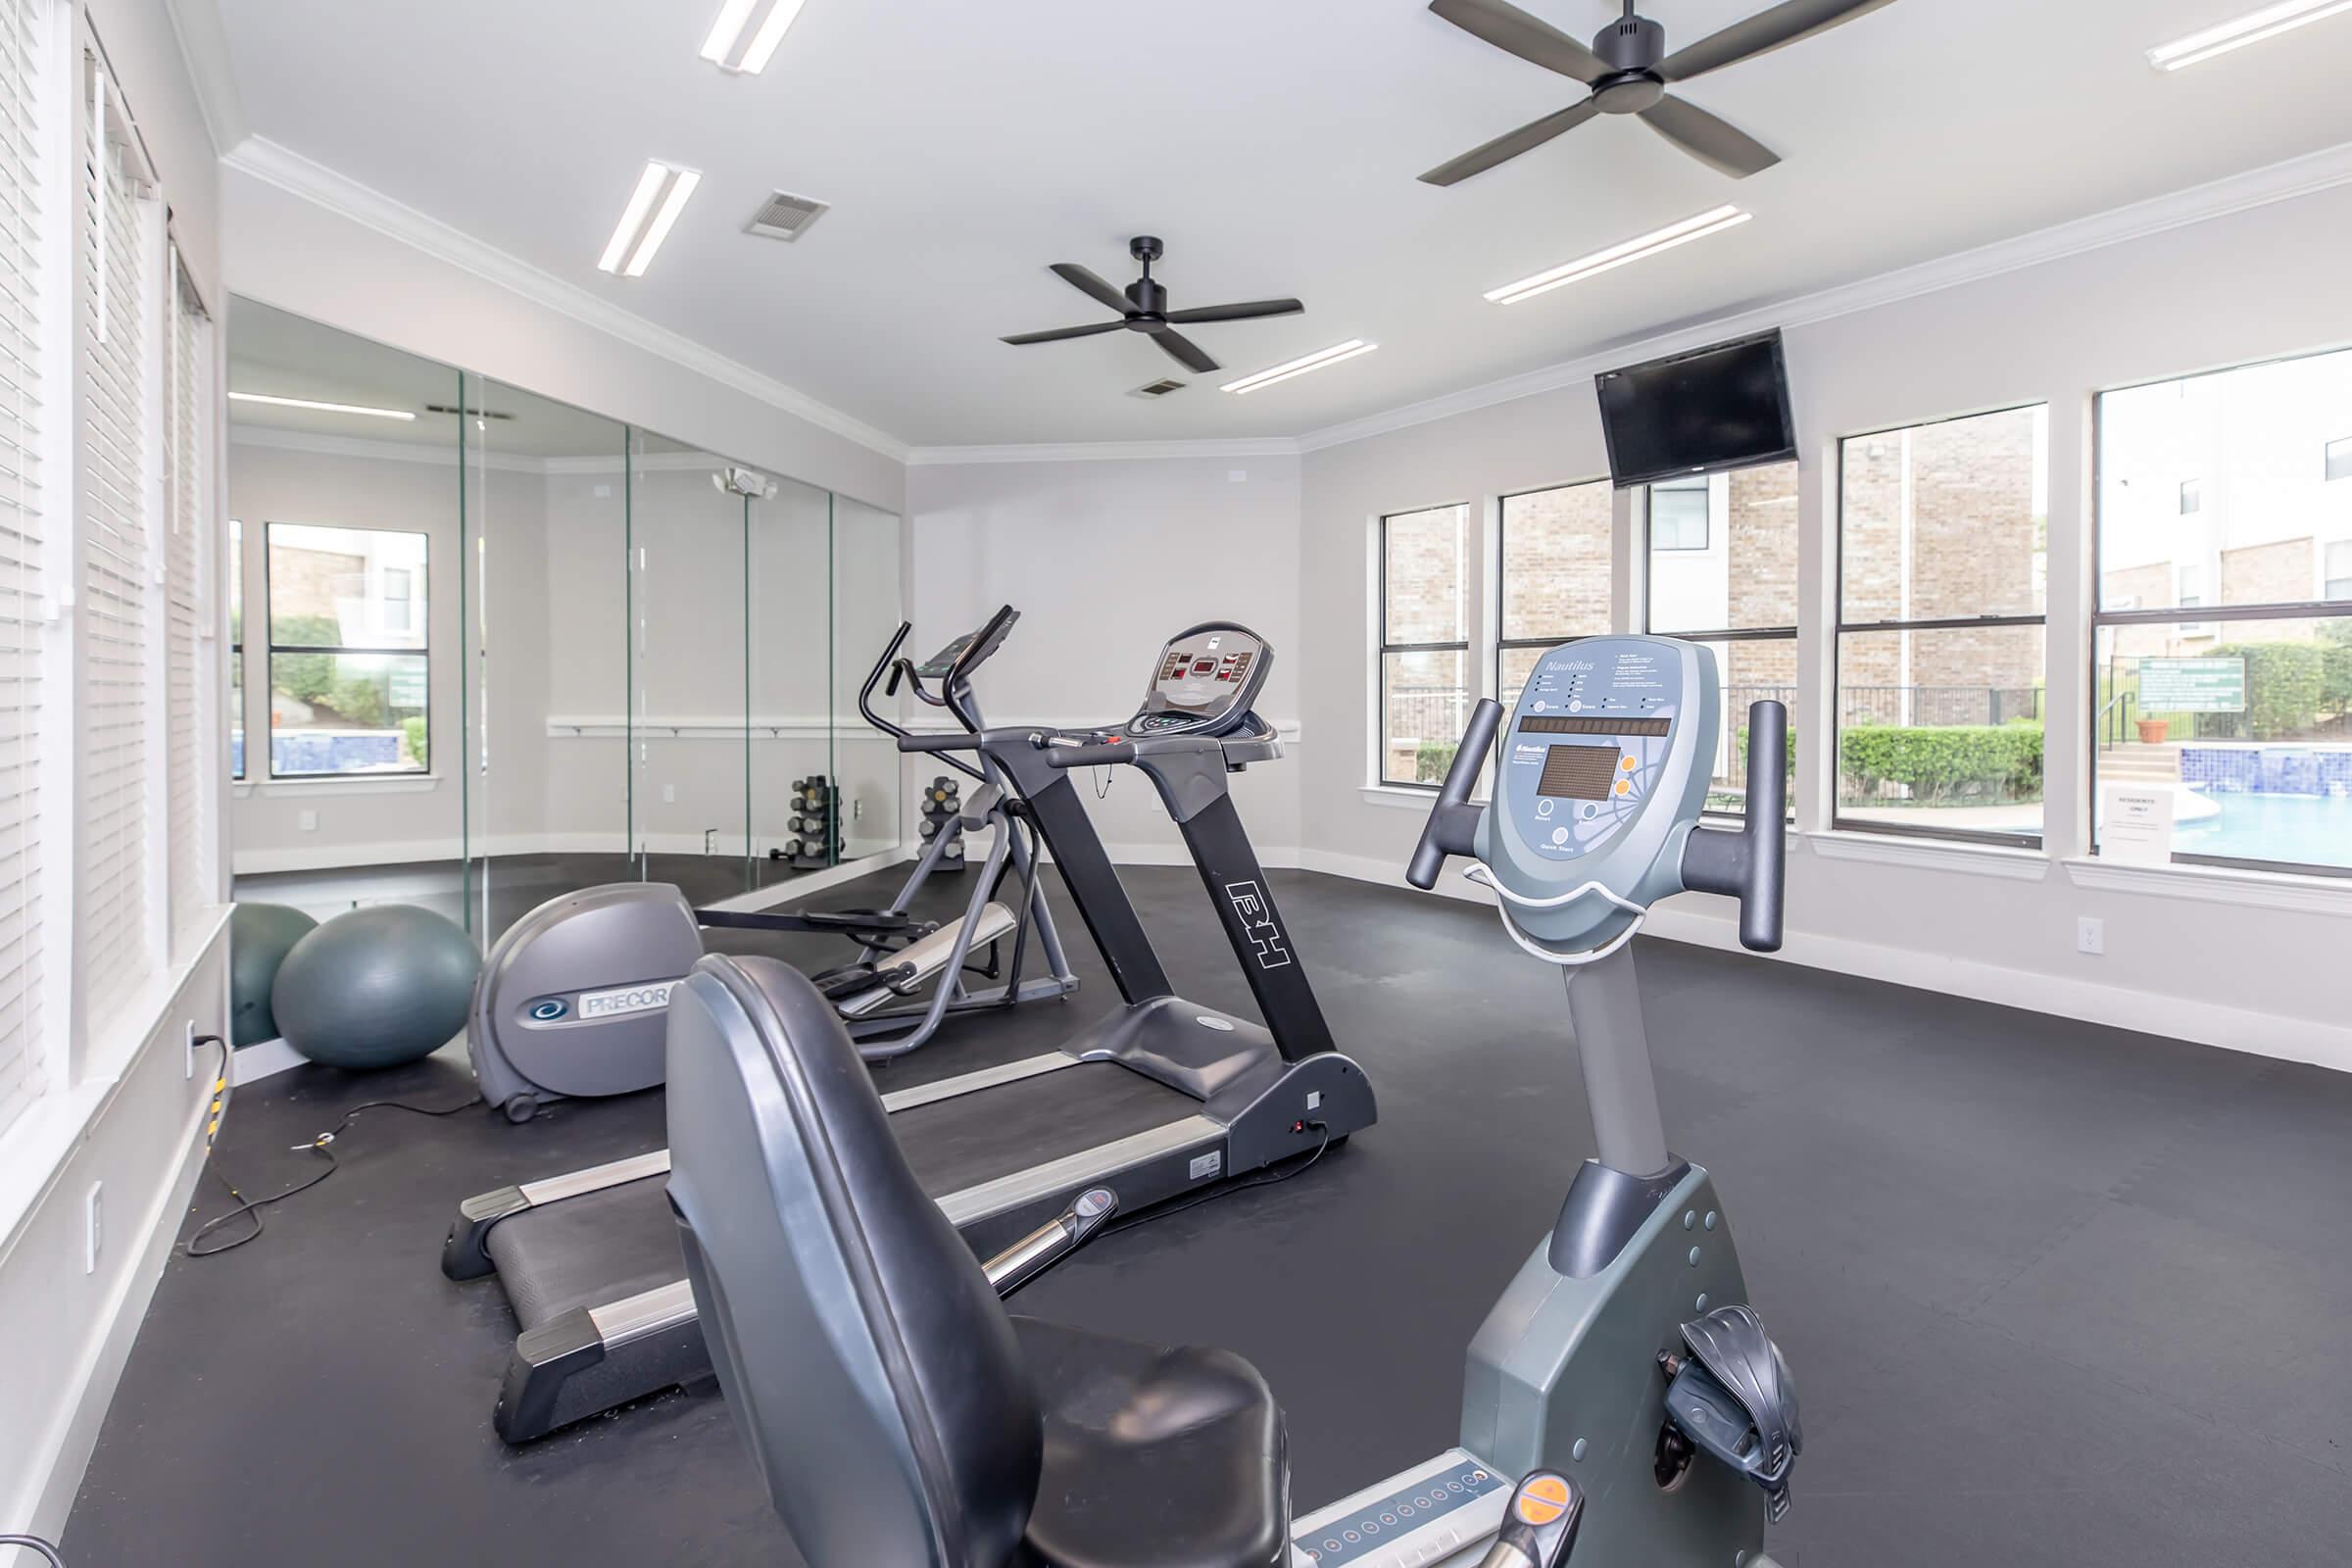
[442,612,1376,1442]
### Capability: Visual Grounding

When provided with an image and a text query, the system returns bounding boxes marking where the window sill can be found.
[1804,829,2049,881]
[1360,784,1480,812]
[2062,856,2352,915]
[233,774,442,799]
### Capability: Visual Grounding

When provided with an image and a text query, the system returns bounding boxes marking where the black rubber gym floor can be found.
[65,865,2352,1565]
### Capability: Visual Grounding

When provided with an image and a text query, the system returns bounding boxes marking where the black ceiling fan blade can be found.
[1048,263,1136,315]
[1163,298,1304,324]
[1001,320,1127,346]
[1658,0,1899,83]
[1428,0,1605,83]
[1146,326,1219,374]
[1638,95,1780,178]
[1418,98,1600,187]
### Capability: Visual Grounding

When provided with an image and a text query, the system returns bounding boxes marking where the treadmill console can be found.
[1126,623,1271,737]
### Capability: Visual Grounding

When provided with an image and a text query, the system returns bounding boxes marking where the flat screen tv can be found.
[1594,329,1796,489]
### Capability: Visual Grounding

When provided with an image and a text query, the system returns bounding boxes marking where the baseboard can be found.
[231,831,902,877]
[1295,850,2352,1074]
[230,1038,307,1084]
[13,1008,218,1545]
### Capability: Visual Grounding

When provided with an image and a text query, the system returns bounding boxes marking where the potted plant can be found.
[2135,716,2170,745]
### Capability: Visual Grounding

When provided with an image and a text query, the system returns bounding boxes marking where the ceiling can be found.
[229,300,699,457]
[212,1,2352,449]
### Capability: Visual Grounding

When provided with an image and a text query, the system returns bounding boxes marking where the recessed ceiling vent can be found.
[746,189,828,241]
[1127,378,1186,400]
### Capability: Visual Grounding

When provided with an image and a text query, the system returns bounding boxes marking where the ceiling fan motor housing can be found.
[1592,13,1668,113]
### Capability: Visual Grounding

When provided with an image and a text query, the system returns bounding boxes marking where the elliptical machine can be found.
[466,609,1079,1121]
[660,634,1802,1567]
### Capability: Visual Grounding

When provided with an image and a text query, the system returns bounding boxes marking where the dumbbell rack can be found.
[915,774,966,871]
[780,774,843,871]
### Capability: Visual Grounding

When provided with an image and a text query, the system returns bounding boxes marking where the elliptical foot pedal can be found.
[1662,1302,1802,1521]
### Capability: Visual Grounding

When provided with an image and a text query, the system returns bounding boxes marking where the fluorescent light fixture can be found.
[701,0,808,72]
[598,162,702,277]
[227,392,416,421]
[1219,340,1379,395]
[1486,205,1751,306]
[2148,0,2352,68]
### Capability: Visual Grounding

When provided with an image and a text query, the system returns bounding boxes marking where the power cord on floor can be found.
[0,1533,68,1566]
[185,1036,481,1258]
[1101,1119,1332,1238]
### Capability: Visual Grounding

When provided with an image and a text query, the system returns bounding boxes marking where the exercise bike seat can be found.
[665,952,1290,1568]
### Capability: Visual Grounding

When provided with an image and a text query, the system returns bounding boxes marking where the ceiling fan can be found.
[1000,236,1303,376]
[1420,0,1897,186]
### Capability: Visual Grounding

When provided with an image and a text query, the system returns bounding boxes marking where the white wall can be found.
[1297,178,2352,1069]
[906,454,1305,861]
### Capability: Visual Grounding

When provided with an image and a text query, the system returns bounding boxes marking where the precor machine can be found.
[662,634,1800,1568]
[442,614,1375,1442]
[465,609,1079,1123]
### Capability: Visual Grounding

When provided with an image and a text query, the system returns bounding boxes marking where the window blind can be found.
[165,249,206,951]
[76,51,153,1025]
[0,0,45,1139]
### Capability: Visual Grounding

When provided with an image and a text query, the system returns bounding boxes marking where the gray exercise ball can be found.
[231,903,319,1047]
[271,905,481,1071]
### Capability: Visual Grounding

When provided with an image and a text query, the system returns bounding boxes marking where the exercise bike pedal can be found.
[1660,1302,1802,1522]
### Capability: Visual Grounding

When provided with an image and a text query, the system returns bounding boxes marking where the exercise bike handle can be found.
[1678,700,1787,954]
[1407,699,1503,890]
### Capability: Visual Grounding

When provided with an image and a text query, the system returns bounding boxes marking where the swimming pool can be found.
[2171,792,2352,870]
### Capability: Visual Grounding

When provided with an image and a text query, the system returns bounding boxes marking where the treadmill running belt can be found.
[893,1061,1201,1198]
[484,1176,677,1332]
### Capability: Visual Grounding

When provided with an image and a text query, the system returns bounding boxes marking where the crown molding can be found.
[220,136,912,465]
[162,0,248,153]
[905,437,1302,466]
[1295,138,2352,454]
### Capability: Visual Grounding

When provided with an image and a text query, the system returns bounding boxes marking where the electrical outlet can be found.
[84,1182,103,1273]
[852,799,863,820]
[2077,916,2104,956]
[298,808,318,832]
[1227,468,1247,483]
[662,783,676,804]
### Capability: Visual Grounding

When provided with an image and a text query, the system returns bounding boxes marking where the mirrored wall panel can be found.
[224,300,904,942]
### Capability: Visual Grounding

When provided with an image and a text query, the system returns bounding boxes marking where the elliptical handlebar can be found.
[1677,700,1788,953]
[1406,698,1503,890]
[861,619,987,784]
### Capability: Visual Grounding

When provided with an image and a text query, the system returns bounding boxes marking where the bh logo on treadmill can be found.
[1222,880,1292,970]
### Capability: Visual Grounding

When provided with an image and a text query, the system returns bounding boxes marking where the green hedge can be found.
[402,715,429,769]
[1415,740,1458,783]
[2199,642,2324,740]
[1839,720,2042,804]
[2317,621,2352,719]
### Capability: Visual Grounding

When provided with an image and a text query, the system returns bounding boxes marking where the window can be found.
[1647,463,1799,817]
[2327,436,2351,482]
[0,0,47,1140]
[1836,406,2049,845]
[266,523,430,777]
[1377,504,1467,787]
[1649,476,1710,551]
[77,47,163,1028]
[2094,348,2352,874]
[228,518,243,778]
[1495,480,1610,710]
